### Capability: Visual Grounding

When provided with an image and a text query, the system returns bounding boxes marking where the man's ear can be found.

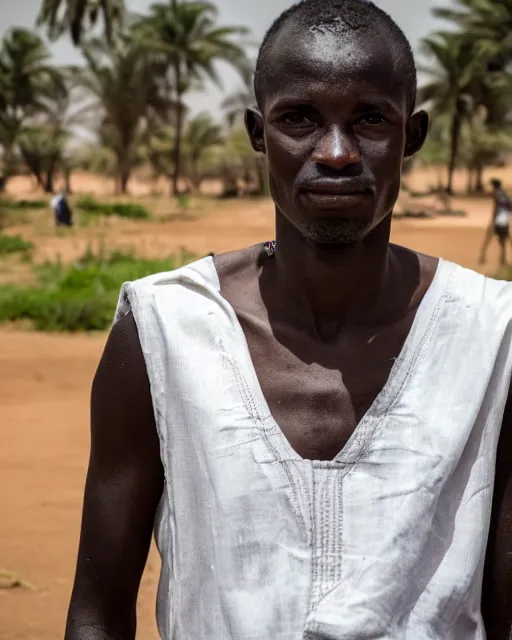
[404,110,429,158]
[245,107,266,154]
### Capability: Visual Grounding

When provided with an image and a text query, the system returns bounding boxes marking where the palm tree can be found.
[461,77,512,193]
[418,32,483,194]
[144,125,175,187]
[183,113,223,190]
[221,59,256,127]
[144,113,223,192]
[18,125,67,193]
[18,89,92,193]
[434,0,512,72]
[0,28,64,189]
[74,37,170,194]
[461,113,512,193]
[416,113,452,191]
[36,0,125,45]
[134,1,249,195]
[221,68,268,196]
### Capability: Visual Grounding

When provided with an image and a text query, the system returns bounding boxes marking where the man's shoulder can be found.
[212,243,265,282]
[115,244,263,321]
[441,259,512,318]
[399,247,512,319]
[124,244,262,293]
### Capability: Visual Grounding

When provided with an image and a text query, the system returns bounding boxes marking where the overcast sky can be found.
[0,0,453,116]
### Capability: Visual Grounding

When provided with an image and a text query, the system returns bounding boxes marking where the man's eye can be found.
[283,113,311,126]
[358,114,386,125]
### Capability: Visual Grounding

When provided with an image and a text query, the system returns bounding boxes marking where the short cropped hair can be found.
[254,0,417,114]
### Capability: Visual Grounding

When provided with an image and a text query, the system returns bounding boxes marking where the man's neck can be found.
[263,213,410,341]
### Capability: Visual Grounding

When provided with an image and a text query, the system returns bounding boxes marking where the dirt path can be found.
[0,206,508,640]
[0,330,159,640]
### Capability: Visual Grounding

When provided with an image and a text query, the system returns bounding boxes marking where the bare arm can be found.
[65,312,164,640]
[482,396,512,639]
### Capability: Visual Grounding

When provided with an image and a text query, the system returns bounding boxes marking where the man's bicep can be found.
[66,312,164,639]
[482,397,512,639]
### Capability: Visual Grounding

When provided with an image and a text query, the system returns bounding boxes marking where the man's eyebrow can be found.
[357,99,401,113]
[268,97,314,111]
[267,96,404,114]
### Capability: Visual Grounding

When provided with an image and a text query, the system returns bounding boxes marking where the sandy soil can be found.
[0,168,510,639]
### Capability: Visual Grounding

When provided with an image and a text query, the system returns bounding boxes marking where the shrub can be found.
[0,247,191,331]
[0,287,115,331]
[495,266,512,281]
[76,196,150,219]
[0,198,47,209]
[0,234,34,255]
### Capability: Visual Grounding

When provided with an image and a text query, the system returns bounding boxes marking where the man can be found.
[66,1,512,638]
[479,178,512,268]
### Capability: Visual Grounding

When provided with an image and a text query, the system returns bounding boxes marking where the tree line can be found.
[416,0,512,194]
[0,0,511,197]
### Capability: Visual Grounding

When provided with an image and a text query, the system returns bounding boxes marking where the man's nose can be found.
[312,126,361,171]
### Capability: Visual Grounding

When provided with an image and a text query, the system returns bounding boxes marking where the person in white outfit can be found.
[50,190,73,227]
[66,1,512,639]
[479,179,512,268]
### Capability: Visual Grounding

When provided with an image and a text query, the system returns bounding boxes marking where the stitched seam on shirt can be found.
[219,338,309,539]
[304,470,344,635]
[308,468,318,615]
[230,355,261,423]
[341,268,456,478]
[127,289,175,640]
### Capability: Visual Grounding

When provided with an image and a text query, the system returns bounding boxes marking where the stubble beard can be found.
[297,216,372,246]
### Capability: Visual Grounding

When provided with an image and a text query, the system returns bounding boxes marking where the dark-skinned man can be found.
[66,1,512,638]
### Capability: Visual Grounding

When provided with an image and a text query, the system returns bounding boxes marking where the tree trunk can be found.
[172,61,183,197]
[64,167,73,194]
[190,156,201,193]
[447,108,463,195]
[475,164,484,193]
[116,154,130,195]
[466,166,474,195]
[1,145,14,193]
[44,172,54,193]
[254,157,268,196]
[119,171,130,194]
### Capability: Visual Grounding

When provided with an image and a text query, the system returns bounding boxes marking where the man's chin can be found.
[299,218,372,247]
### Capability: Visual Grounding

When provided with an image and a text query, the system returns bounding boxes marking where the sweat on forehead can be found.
[254,0,417,113]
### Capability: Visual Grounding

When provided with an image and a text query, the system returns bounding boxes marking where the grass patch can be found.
[0,570,35,590]
[0,234,34,255]
[76,196,151,220]
[0,198,47,209]
[495,266,512,281]
[0,246,193,331]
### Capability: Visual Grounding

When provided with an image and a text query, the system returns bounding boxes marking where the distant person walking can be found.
[51,191,73,227]
[479,179,512,267]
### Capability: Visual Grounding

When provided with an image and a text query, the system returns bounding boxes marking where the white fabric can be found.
[50,193,63,210]
[114,256,512,640]
[495,208,509,229]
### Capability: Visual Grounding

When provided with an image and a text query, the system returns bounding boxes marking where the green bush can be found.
[0,287,115,331]
[0,247,190,331]
[0,234,34,255]
[76,196,150,219]
[495,267,512,281]
[0,198,47,209]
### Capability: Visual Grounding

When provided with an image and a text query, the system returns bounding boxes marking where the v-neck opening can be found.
[203,255,454,465]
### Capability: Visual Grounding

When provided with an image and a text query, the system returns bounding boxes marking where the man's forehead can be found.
[264,27,405,107]
[269,22,399,74]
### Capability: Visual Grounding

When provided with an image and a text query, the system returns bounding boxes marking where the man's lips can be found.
[300,184,373,209]
[302,182,373,196]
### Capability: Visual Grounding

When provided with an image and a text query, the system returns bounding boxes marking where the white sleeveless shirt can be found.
[115,256,512,640]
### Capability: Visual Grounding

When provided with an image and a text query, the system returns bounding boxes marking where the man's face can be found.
[248,26,423,246]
